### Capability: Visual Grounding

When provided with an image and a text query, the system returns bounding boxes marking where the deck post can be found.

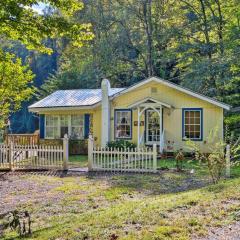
[225,144,230,178]
[63,134,69,170]
[88,134,94,171]
[153,143,157,172]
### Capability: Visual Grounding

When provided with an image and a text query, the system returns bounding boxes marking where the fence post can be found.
[226,144,231,178]
[153,143,157,172]
[9,141,13,170]
[63,134,69,170]
[88,134,94,171]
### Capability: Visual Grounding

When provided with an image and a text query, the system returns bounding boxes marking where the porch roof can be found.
[128,97,172,109]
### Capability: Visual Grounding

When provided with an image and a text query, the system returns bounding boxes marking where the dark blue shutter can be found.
[84,114,90,139]
[39,115,45,139]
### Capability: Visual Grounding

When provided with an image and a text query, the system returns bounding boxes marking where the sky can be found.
[32,2,46,14]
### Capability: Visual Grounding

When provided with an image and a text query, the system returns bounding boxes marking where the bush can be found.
[186,128,226,183]
[175,149,185,171]
[107,140,137,149]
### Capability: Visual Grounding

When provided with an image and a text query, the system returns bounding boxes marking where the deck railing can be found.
[5,133,40,145]
[0,135,69,171]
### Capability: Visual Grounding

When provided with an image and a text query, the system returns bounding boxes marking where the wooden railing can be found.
[0,135,69,171]
[5,133,40,145]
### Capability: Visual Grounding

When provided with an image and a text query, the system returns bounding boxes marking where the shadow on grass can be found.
[0,170,68,178]
[3,225,56,240]
[88,170,210,195]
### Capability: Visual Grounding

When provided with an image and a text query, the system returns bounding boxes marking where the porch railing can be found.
[5,133,40,145]
[0,135,69,171]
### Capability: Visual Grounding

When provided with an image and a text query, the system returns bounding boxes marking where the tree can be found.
[42,0,179,91]
[40,0,240,135]
[0,0,94,129]
[0,0,93,54]
[0,51,35,128]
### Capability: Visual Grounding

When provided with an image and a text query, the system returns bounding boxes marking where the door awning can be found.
[128,97,173,109]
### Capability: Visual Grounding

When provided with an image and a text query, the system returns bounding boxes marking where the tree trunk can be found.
[143,0,154,76]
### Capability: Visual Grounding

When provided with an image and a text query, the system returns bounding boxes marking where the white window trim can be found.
[146,109,161,145]
[71,114,85,140]
[45,115,85,140]
[45,115,60,140]
[114,109,132,140]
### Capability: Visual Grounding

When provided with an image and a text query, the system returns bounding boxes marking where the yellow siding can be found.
[41,80,224,152]
[39,108,102,146]
[110,80,224,152]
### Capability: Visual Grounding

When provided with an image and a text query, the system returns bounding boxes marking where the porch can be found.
[128,97,172,153]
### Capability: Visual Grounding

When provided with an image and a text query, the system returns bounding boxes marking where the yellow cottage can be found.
[29,77,230,153]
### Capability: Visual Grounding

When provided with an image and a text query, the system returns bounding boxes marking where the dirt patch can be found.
[197,221,240,240]
[0,171,65,215]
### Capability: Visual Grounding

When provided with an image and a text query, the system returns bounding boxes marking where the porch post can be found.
[159,105,163,153]
[137,107,140,148]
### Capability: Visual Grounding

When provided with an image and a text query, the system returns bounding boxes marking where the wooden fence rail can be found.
[5,133,40,145]
[0,135,69,171]
[88,135,157,173]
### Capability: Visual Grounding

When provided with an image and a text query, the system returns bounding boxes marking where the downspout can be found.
[101,79,111,147]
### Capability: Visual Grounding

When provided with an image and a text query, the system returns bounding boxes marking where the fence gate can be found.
[88,136,157,173]
[0,135,69,171]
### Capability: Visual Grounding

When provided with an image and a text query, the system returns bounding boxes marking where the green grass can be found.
[2,158,240,240]
[68,155,205,173]
[69,155,88,167]
[2,174,240,240]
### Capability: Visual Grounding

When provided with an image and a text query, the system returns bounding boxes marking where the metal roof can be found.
[29,88,125,109]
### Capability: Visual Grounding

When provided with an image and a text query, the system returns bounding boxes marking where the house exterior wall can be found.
[110,81,224,152]
[37,80,224,153]
[38,108,102,147]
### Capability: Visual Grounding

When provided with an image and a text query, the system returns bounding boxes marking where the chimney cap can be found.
[101,78,111,89]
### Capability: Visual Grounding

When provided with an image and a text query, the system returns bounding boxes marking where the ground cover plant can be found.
[0,160,240,240]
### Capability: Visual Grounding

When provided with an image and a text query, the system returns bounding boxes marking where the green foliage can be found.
[41,1,239,140]
[175,149,185,171]
[222,77,240,135]
[186,128,227,183]
[0,51,35,128]
[0,1,94,130]
[107,140,137,149]
[186,127,240,183]
[0,0,94,54]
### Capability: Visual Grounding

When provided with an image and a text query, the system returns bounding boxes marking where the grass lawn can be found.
[69,155,88,168]
[68,155,206,173]
[1,160,240,239]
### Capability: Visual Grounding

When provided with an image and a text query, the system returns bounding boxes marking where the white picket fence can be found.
[0,135,69,171]
[88,136,157,173]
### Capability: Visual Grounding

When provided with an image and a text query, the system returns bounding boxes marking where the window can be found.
[71,115,84,139]
[183,108,202,141]
[115,110,132,139]
[45,115,85,139]
[146,110,160,143]
[45,115,59,139]
[60,115,69,138]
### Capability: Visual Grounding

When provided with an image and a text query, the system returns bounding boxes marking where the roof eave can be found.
[110,76,231,110]
[28,103,100,113]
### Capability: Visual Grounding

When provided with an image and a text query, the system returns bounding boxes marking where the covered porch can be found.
[128,97,173,153]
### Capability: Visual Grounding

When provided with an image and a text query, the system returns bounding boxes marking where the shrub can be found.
[107,140,137,149]
[186,127,227,183]
[175,149,185,171]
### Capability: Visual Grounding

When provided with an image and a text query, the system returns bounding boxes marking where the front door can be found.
[146,110,160,145]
